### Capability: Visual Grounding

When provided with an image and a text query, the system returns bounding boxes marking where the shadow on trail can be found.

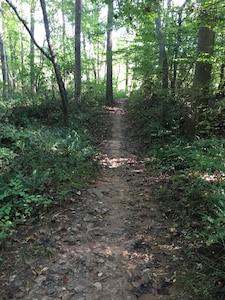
[1,98,189,300]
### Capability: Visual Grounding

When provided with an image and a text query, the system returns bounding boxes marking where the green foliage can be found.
[36,126,96,191]
[0,177,51,221]
[182,256,225,299]
[17,169,50,193]
[0,176,51,244]
[129,89,183,147]
[197,97,225,137]
[149,138,225,175]
[0,147,17,172]
[148,137,225,298]
[0,97,97,245]
[114,89,127,99]
[82,80,107,106]
[202,187,225,246]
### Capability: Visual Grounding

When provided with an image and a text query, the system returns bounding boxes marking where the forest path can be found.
[2,99,187,300]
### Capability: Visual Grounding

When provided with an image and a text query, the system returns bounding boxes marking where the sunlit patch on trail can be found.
[201,172,225,182]
[100,154,137,168]
[158,244,181,251]
[131,168,144,173]
[104,106,125,115]
[129,252,154,264]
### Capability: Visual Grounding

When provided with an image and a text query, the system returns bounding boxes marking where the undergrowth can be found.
[0,96,99,246]
[130,90,225,299]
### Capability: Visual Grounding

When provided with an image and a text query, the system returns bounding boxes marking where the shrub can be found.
[149,137,225,298]
[0,96,97,245]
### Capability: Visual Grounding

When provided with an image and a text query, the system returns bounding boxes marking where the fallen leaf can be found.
[62,275,69,283]
[94,282,102,290]
[34,275,47,283]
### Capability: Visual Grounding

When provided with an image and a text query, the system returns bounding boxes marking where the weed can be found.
[0,95,98,246]
[149,137,225,298]
[0,177,52,223]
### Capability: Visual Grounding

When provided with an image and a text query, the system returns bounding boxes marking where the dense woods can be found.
[1,0,225,297]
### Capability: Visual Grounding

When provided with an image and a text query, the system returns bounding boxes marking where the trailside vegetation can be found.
[0,98,97,244]
[127,0,225,297]
[0,0,225,297]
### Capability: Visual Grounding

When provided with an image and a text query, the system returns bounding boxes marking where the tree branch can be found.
[5,0,53,62]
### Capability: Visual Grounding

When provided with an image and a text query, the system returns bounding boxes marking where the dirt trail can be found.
[1,99,186,300]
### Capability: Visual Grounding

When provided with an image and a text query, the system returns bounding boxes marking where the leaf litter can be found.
[0,99,193,299]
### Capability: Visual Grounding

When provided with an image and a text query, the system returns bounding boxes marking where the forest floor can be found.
[1,99,193,300]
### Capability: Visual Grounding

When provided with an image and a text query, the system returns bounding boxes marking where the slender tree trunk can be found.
[155,16,168,89]
[82,34,90,82]
[30,0,36,96]
[219,63,225,95]
[61,0,67,82]
[6,0,68,121]
[106,0,113,104]
[75,0,82,102]
[92,60,97,81]
[125,53,129,94]
[8,35,16,89]
[171,10,182,93]
[96,47,100,82]
[39,0,68,122]
[96,6,101,83]
[171,0,190,93]
[0,1,10,99]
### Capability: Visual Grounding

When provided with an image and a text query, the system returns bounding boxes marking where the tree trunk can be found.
[8,34,16,89]
[218,63,225,96]
[6,0,68,122]
[125,52,129,94]
[30,0,36,96]
[155,16,168,89]
[193,27,215,104]
[75,0,82,102]
[39,0,68,122]
[96,47,100,83]
[61,0,66,78]
[82,34,90,82]
[106,0,113,104]
[20,24,25,93]
[171,10,182,93]
[171,0,190,93]
[185,26,215,139]
[0,1,10,99]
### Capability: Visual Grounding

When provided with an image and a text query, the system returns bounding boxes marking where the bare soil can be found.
[1,99,190,300]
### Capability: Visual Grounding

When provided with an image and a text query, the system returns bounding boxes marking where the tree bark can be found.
[171,9,182,93]
[106,0,113,104]
[5,0,51,61]
[82,34,91,82]
[30,0,36,96]
[155,16,168,89]
[75,0,82,102]
[0,1,10,99]
[19,23,25,93]
[171,0,190,93]
[6,0,68,123]
[218,63,225,96]
[61,0,66,78]
[185,25,215,139]
[39,0,68,122]
[125,52,129,94]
